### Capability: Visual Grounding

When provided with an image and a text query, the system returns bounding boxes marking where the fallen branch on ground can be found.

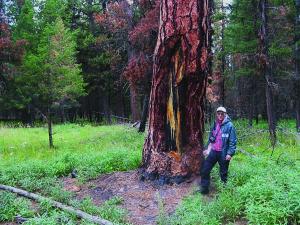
[0,184,113,225]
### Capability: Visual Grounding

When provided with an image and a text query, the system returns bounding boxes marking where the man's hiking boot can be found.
[199,186,209,195]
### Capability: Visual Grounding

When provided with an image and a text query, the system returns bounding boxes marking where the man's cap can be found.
[216,106,227,113]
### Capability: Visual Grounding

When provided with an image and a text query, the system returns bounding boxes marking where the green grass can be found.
[0,124,144,164]
[0,124,144,179]
[0,123,144,224]
[161,119,300,225]
[0,120,299,224]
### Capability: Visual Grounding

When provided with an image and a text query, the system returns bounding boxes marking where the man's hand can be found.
[225,154,232,161]
[203,150,210,157]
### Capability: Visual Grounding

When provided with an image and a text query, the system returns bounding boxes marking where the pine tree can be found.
[12,0,36,52]
[224,0,261,123]
[21,18,85,147]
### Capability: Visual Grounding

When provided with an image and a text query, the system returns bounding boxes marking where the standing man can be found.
[200,106,237,194]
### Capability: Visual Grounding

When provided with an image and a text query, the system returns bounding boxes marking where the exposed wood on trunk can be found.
[259,0,276,146]
[0,184,113,225]
[142,0,212,181]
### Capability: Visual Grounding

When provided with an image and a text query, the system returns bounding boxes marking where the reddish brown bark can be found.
[141,0,212,181]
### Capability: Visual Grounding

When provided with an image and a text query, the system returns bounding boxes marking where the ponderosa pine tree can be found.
[141,0,212,183]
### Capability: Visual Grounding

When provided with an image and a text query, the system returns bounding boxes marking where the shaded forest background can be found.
[0,0,299,131]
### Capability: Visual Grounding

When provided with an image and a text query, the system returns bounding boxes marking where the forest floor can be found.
[1,122,298,225]
[63,171,215,225]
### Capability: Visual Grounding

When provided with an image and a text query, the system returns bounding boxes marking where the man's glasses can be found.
[216,112,225,115]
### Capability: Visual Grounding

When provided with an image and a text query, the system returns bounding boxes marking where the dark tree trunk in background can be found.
[116,89,125,118]
[248,77,255,127]
[21,106,34,126]
[141,0,212,182]
[138,94,149,132]
[220,0,226,106]
[60,106,66,123]
[47,108,54,148]
[259,0,276,146]
[295,0,300,132]
[248,99,253,127]
[129,84,141,122]
[101,0,107,13]
[102,92,111,124]
[139,70,152,132]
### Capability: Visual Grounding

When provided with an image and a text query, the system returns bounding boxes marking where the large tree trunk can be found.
[295,0,300,132]
[259,0,276,146]
[141,0,212,183]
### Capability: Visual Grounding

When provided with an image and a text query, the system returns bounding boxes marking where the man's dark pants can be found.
[200,150,230,188]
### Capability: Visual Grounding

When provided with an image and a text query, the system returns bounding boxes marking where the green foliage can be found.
[12,0,36,51]
[77,197,128,224]
[224,0,259,55]
[38,0,66,28]
[0,124,141,224]
[24,210,76,225]
[23,196,130,225]
[20,17,85,110]
[161,121,300,225]
[0,192,34,222]
[0,124,143,189]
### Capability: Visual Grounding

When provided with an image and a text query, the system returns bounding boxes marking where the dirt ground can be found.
[63,170,213,225]
[1,171,246,225]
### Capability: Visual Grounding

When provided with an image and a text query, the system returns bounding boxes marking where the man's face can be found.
[216,111,225,121]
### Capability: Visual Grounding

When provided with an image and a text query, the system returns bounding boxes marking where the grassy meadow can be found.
[0,120,299,224]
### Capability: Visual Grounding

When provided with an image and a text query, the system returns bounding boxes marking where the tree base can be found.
[142,145,202,182]
[140,170,192,186]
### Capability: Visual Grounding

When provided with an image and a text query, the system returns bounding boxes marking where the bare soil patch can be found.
[63,171,205,225]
